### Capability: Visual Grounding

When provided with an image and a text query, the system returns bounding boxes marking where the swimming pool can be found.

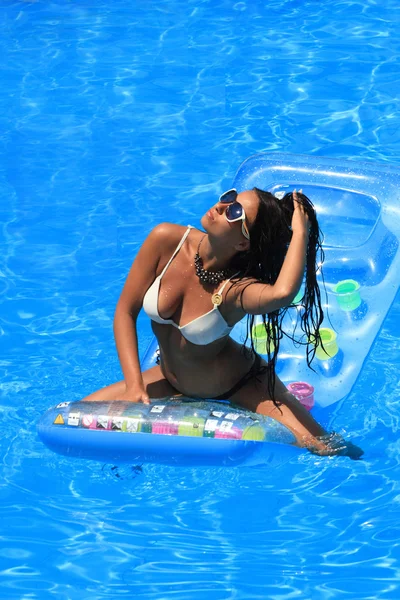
[2,0,400,598]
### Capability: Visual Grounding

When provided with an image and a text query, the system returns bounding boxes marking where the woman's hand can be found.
[118,386,150,404]
[291,189,310,236]
[309,432,364,460]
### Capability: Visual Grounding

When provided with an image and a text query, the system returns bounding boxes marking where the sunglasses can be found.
[219,188,250,240]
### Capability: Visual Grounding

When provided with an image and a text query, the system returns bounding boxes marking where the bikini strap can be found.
[212,271,240,307]
[159,225,193,277]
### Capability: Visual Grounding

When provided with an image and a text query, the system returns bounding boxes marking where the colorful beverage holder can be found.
[333,279,362,311]
[287,382,315,411]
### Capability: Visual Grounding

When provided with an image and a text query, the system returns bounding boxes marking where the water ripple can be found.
[2,0,400,598]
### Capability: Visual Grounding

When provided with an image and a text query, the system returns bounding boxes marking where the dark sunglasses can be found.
[219,188,250,240]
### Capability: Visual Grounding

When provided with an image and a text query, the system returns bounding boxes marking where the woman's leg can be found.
[229,365,328,446]
[231,371,364,458]
[80,365,180,402]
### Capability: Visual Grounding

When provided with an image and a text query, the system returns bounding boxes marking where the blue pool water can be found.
[1,0,400,598]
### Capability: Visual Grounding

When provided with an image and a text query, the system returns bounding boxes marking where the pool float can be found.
[232,153,400,408]
[37,153,400,466]
[37,398,298,467]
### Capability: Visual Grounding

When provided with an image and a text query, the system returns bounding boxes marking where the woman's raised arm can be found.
[238,190,310,315]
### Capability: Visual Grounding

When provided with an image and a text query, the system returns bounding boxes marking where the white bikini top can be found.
[142,226,237,346]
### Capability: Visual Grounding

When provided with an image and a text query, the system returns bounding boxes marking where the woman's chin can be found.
[200,214,209,231]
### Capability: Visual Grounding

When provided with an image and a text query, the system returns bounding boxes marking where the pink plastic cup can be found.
[287,382,315,410]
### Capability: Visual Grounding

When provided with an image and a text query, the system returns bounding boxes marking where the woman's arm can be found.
[113,223,180,402]
[237,190,309,315]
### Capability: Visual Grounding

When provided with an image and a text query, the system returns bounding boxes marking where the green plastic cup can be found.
[293,288,304,305]
[333,279,361,311]
[251,323,274,355]
[312,327,339,360]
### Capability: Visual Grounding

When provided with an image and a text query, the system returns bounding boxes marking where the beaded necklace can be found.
[194,235,232,285]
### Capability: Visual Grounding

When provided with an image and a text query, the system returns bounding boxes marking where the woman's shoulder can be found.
[147,223,199,250]
[149,222,188,239]
[224,275,263,319]
[229,274,259,293]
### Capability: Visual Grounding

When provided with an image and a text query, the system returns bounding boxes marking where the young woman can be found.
[83,188,363,459]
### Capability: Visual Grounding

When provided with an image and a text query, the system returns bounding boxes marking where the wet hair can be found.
[229,188,325,406]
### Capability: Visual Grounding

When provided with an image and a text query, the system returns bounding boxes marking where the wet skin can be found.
[82,190,364,458]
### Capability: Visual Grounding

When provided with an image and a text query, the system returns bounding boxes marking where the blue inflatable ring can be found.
[37,397,298,467]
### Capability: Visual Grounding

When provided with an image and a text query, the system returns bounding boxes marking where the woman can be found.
[83,188,363,459]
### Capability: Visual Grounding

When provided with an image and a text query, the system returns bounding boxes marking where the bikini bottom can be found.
[212,353,268,401]
[157,352,268,402]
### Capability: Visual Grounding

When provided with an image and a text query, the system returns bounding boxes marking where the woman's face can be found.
[201,189,259,243]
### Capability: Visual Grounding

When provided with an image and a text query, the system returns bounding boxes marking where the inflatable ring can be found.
[37,397,298,467]
[37,153,400,466]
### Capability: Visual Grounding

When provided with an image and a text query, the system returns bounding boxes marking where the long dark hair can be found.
[229,188,325,405]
